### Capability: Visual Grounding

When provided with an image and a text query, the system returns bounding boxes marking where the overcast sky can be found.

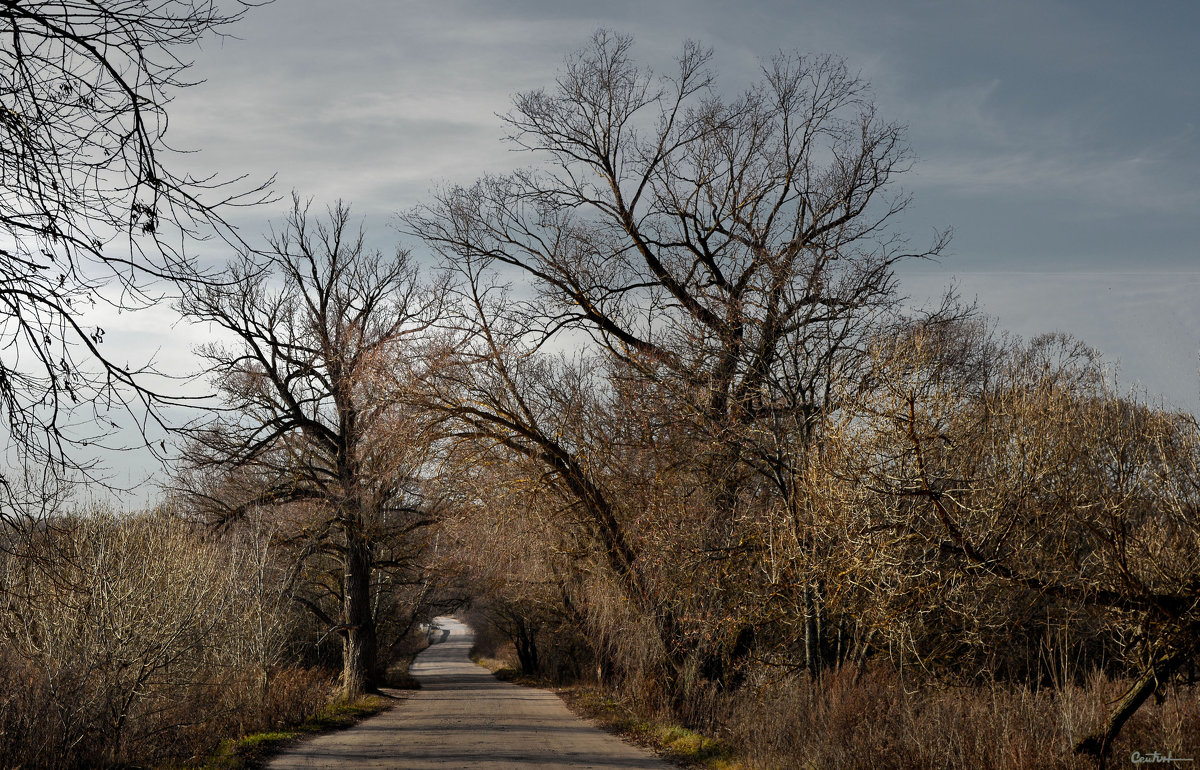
[94,0,1200,494]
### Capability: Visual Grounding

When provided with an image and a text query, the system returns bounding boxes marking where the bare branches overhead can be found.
[406,30,947,436]
[0,0,271,476]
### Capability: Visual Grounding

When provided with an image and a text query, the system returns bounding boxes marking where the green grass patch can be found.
[653,725,735,766]
[304,693,391,731]
[186,694,393,770]
[558,686,743,769]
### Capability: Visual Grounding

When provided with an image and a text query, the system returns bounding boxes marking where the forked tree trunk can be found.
[341,528,377,699]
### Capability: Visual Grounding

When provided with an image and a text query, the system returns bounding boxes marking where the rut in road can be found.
[267,616,670,769]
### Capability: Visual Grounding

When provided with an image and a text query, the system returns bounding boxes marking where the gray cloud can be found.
[901,270,1200,414]
[73,0,1200,501]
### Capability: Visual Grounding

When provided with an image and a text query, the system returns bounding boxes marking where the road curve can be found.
[267,616,669,769]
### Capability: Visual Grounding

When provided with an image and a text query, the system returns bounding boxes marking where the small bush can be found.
[261,668,338,728]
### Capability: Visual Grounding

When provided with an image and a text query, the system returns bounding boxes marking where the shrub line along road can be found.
[267,617,670,769]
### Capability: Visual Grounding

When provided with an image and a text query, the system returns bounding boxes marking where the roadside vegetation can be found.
[196,693,393,770]
[0,506,432,768]
[421,33,1200,770]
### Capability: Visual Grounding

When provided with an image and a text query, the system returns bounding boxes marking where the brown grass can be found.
[722,666,1200,769]
[509,648,1199,770]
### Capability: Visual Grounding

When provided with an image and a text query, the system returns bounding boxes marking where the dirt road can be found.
[267,616,669,769]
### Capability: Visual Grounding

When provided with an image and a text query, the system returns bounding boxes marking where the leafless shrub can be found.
[0,507,332,768]
[259,667,337,728]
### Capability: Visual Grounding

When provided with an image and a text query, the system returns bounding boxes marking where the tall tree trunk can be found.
[341,526,376,699]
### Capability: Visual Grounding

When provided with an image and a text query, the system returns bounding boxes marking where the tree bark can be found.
[514,618,540,675]
[1076,653,1182,769]
[341,527,377,699]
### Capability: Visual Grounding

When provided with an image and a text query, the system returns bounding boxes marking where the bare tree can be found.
[175,197,444,698]
[405,31,948,695]
[407,31,945,451]
[0,0,270,478]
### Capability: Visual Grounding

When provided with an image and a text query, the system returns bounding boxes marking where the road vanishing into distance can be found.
[267,617,669,769]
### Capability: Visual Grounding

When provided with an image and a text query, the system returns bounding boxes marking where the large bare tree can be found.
[406,31,949,696]
[175,197,443,698]
[407,31,945,441]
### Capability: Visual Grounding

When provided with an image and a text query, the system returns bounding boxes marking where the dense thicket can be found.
[0,507,334,769]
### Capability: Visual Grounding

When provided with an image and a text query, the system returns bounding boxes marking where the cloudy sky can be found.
[97,0,1199,492]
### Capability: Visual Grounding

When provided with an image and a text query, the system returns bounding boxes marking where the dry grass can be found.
[515,654,1200,770]
[0,653,339,770]
[722,666,1200,769]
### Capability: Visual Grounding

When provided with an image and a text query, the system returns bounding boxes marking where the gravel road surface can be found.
[267,616,669,769]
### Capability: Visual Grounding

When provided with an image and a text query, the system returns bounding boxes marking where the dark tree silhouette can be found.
[176,197,445,698]
[0,0,269,479]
